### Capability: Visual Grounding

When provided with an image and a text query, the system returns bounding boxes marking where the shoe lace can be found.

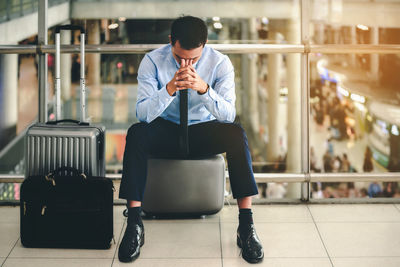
[124,223,136,236]
[241,225,258,247]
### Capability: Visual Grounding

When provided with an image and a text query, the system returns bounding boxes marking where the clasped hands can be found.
[166,59,208,96]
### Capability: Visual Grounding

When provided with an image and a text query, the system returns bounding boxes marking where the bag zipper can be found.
[41,205,47,216]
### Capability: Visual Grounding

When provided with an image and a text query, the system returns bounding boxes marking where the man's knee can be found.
[226,123,247,141]
[126,122,148,143]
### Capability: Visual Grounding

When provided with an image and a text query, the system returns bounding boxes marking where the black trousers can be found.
[119,117,258,201]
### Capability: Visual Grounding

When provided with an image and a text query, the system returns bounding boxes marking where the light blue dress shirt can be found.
[136,44,236,125]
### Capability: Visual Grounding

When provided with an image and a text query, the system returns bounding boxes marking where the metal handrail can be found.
[1,172,399,183]
[310,44,400,54]
[0,44,400,54]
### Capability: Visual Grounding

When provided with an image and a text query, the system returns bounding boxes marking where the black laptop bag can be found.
[20,167,114,249]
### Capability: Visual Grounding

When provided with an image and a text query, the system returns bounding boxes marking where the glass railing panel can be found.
[0,0,304,201]
[9,0,21,15]
[0,1,7,22]
[310,0,400,45]
[71,0,301,43]
[0,183,20,201]
[309,53,400,199]
[0,49,302,201]
[21,0,33,15]
[0,2,310,203]
[0,53,37,174]
[0,0,67,24]
[50,51,301,201]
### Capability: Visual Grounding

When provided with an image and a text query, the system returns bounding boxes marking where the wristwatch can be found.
[198,84,209,95]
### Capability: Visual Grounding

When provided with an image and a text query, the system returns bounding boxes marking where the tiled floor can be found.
[1,204,400,267]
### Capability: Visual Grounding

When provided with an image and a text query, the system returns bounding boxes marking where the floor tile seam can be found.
[219,221,316,224]
[143,222,220,224]
[306,204,400,209]
[1,256,344,260]
[0,221,318,225]
[3,255,346,260]
[111,218,126,266]
[6,256,333,260]
[219,220,314,223]
[314,221,400,224]
[2,237,20,264]
[138,257,224,259]
[6,257,115,260]
[222,256,333,259]
[306,205,334,267]
[7,256,116,259]
[304,204,400,223]
[394,204,400,213]
[331,255,400,259]
[219,216,224,267]
[331,256,400,258]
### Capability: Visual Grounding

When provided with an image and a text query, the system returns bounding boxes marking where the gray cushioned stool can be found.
[142,154,226,216]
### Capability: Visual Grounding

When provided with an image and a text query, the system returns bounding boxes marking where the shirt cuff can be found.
[158,85,176,103]
[198,86,217,104]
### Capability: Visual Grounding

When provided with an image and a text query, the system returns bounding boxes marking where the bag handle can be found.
[46,119,89,126]
[45,167,87,186]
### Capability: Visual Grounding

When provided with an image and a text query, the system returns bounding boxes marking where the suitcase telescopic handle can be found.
[54,24,86,123]
[55,25,85,34]
[46,119,89,126]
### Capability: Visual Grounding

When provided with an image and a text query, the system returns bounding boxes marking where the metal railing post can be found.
[300,0,311,201]
[38,0,48,123]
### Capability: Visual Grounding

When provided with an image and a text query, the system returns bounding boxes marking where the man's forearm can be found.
[136,85,176,123]
[198,86,236,122]
[166,82,176,96]
[197,83,209,95]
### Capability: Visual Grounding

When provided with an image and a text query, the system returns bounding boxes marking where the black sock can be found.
[127,207,143,226]
[239,208,254,228]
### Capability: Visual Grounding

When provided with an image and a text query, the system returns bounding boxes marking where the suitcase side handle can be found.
[46,119,89,126]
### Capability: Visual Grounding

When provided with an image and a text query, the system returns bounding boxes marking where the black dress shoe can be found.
[237,224,264,263]
[118,223,145,262]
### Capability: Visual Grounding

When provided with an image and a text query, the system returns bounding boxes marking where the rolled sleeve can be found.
[198,86,218,104]
[158,85,176,102]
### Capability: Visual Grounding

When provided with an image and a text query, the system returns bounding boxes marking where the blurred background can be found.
[0,0,399,202]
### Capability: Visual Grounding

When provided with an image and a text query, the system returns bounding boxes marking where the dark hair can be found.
[171,16,207,49]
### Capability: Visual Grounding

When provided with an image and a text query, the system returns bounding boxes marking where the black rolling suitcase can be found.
[20,167,113,249]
